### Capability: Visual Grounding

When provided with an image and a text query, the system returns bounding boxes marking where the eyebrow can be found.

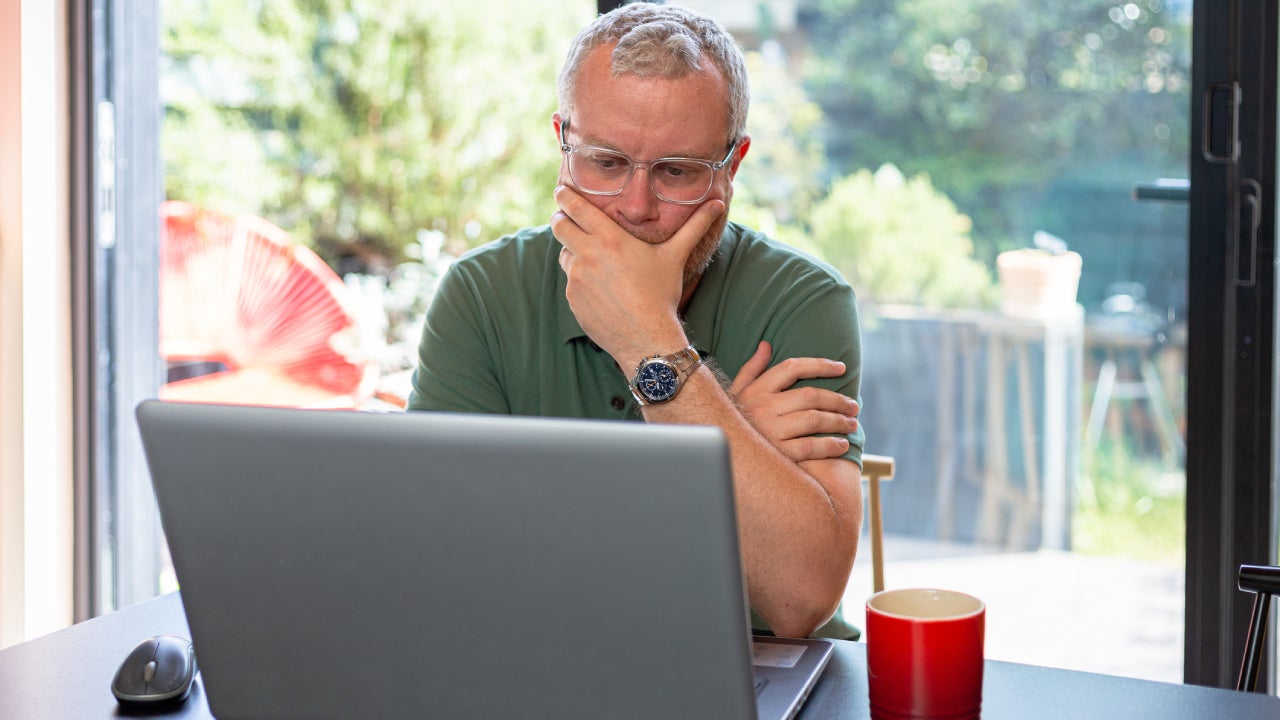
[572,127,721,163]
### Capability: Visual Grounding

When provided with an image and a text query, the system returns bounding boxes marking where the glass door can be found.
[687,0,1194,680]
[1185,0,1278,689]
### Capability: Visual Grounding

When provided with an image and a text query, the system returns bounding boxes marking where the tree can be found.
[731,46,828,229]
[795,0,1190,259]
[810,164,996,308]
[163,0,593,269]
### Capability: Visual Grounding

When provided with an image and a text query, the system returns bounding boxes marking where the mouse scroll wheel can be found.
[144,659,158,683]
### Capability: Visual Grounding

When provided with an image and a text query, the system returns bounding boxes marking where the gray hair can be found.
[557,3,750,147]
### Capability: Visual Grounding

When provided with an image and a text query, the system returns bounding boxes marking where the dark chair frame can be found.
[1237,564,1280,692]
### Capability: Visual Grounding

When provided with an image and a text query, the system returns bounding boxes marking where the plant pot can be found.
[996,249,1082,319]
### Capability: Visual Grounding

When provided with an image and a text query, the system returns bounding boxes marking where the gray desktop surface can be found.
[3,592,1280,720]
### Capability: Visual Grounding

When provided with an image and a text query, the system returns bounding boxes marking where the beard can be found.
[681,212,727,287]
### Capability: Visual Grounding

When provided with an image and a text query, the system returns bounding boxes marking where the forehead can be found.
[569,44,731,158]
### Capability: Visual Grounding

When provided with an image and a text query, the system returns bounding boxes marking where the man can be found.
[409,3,864,640]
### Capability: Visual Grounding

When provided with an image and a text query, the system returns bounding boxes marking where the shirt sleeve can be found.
[406,262,512,414]
[763,280,866,469]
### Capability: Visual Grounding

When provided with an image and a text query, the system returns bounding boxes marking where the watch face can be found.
[636,361,679,403]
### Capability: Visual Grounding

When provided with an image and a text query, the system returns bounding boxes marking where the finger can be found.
[753,357,847,394]
[554,184,613,239]
[778,435,851,463]
[550,207,585,250]
[770,409,859,440]
[664,198,725,262]
[766,387,860,418]
[730,341,772,395]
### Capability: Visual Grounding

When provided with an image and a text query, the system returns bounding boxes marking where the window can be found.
[77,0,1276,687]
[684,0,1192,680]
[88,0,595,612]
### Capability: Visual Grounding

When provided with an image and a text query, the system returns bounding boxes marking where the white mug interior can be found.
[868,588,985,620]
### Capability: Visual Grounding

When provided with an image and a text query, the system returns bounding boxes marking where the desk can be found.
[2,592,1277,719]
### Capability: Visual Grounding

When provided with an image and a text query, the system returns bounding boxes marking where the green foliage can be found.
[731,46,995,306]
[731,49,828,227]
[809,164,997,308]
[796,0,1190,257]
[163,0,593,266]
[1074,436,1185,566]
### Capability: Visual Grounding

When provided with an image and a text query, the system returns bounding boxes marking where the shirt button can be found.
[610,396,626,411]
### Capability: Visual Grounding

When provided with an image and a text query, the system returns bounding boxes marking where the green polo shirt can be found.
[408,221,865,639]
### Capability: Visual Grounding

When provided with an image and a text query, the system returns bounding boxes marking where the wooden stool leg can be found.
[869,476,884,593]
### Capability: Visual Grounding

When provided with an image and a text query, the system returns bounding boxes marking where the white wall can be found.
[0,0,75,649]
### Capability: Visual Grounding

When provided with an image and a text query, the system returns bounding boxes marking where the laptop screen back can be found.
[136,401,758,719]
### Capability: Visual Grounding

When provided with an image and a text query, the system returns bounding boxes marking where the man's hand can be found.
[731,340,859,462]
[551,185,724,367]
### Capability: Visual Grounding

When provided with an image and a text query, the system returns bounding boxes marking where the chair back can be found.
[159,201,378,408]
[1238,564,1280,692]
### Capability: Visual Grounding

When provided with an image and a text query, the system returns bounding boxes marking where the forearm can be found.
[641,365,863,638]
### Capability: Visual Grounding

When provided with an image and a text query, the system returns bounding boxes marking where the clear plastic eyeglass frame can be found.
[558,118,737,205]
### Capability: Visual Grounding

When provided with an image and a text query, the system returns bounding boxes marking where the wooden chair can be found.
[863,454,896,593]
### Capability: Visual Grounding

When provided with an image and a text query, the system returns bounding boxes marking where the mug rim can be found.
[867,587,985,621]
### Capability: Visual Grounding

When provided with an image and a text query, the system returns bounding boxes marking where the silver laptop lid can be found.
[137,401,760,719]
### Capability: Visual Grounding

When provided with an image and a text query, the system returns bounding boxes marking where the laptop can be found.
[136,400,832,720]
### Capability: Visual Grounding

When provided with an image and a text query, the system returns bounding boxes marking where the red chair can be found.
[159,201,378,408]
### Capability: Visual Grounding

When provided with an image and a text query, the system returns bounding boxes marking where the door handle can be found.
[1236,178,1261,288]
[1203,81,1241,163]
[1133,178,1190,203]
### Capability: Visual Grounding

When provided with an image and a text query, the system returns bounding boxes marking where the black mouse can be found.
[111,635,198,706]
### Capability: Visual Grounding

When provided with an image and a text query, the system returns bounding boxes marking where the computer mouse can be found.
[111,634,198,705]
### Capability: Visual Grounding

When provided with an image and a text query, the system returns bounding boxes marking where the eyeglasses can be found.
[559,119,737,205]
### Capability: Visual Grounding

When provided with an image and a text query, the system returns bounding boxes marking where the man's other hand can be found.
[730,340,859,463]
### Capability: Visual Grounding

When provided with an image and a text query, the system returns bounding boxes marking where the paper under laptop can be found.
[136,401,831,720]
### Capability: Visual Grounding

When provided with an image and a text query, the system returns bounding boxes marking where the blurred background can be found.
[122,0,1194,681]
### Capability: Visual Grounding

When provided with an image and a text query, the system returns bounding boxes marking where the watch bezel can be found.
[634,358,680,403]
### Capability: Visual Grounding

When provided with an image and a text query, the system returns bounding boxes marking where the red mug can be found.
[866,588,985,720]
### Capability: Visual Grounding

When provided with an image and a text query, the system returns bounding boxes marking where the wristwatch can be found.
[629,345,703,406]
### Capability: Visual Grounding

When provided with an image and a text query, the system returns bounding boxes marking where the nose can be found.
[614,165,661,226]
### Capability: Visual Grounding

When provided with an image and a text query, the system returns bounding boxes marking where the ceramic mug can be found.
[866,588,985,719]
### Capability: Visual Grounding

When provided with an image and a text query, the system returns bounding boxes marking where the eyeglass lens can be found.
[568,147,714,203]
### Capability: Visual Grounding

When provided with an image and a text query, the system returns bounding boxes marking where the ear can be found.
[552,112,565,142]
[727,135,751,180]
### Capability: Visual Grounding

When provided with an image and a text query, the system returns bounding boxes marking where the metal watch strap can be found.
[666,345,702,376]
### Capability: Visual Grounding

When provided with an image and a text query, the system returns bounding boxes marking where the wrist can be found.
[628,345,703,406]
[610,324,690,372]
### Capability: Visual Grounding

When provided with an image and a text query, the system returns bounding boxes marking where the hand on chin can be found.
[551,185,724,365]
